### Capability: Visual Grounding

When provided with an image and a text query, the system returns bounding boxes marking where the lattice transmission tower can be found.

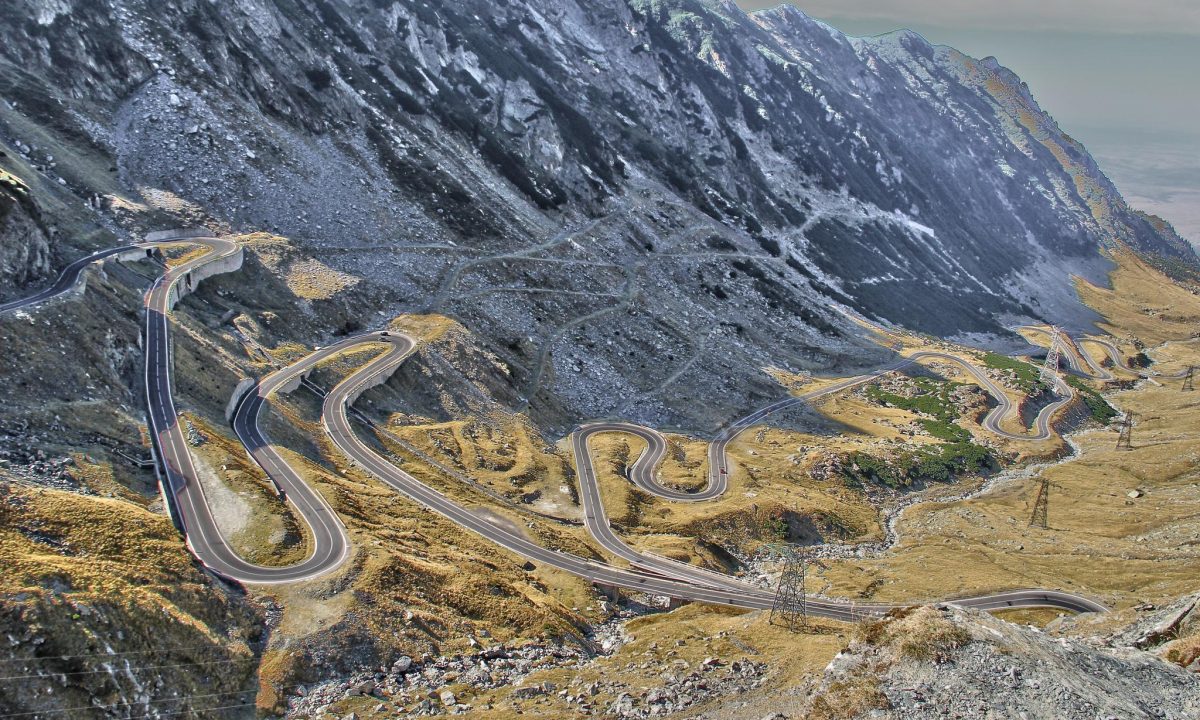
[1183,366,1195,392]
[764,544,825,630]
[1115,411,1134,451]
[1039,326,1064,387]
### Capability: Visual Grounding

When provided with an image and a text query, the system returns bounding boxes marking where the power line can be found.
[0,656,255,682]
[126,701,257,720]
[0,688,256,718]
[0,648,225,662]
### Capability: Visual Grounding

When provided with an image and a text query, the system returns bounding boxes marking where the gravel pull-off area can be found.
[811,606,1200,720]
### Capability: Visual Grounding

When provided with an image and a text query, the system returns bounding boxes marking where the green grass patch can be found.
[919,419,972,443]
[982,352,1046,394]
[854,374,994,488]
[865,376,966,422]
[842,442,994,490]
[1066,376,1119,424]
[866,375,975,443]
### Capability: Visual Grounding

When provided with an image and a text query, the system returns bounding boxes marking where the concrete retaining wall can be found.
[166,247,244,310]
[115,246,156,263]
[279,368,322,395]
[225,377,257,422]
[145,228,213,242]
[343,349,402,407]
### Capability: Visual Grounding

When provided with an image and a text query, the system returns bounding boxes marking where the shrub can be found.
[1066,376,1119,424]
[865,375,976,443]
[842,442,993,490]
[920,419,972,443]
[982,352,1046,394]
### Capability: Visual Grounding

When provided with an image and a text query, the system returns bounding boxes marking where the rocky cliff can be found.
[0,169,52,300]
[0,0,1195,427]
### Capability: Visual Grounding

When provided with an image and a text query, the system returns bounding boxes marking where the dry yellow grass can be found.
[232,232,360,300]
[812,256,1200,612]
[763,365,864,396]
[581,425,885,566]
[802,607,971,719]
[991,607,1067,628]
[0,481,261,705]
[325,604,851,719]
[1165,632,1200,670]
[1076,248,1200,346]
[388,312,460,342]
[381,413,580,520]
[160,243,211,268]
[282,257,360,300]
[242,342,608,712]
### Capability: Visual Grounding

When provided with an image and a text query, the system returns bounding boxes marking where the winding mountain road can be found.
[142,234,356,583]
[1019,325,1190,383]
[0,244,151,314]
[915,351,1071,441]
[1,233,1107,616]
[1019,325,1116,381]
[573,348,1071,518]
[314,331,1106,617]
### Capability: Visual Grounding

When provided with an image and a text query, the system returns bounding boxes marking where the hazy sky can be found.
[734,1,1200,246]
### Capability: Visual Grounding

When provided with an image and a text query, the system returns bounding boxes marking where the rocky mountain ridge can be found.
[1,0,1197,432]
[798,605,1200,720]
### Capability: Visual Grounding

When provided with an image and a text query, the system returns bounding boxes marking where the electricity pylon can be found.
[765,544,827,630]
[1039,326,1064,387]
[1183,366,1195,392]
[1115,412,1134,451]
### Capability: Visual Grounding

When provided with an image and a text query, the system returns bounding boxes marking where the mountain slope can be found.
[0,0,1195,433]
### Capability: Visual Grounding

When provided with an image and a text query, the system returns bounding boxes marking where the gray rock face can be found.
[0,0,1195,431]
[0,172,52,301]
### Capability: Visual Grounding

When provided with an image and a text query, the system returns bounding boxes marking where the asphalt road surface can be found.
[141,234,354,583]
[227,340,357,582]
[573,349,1068,515]
[1017,325,1189,384]
[0,244,147,314]
[1019,325,1115,381]
[0,232,337,582]
[911,351,1072,442]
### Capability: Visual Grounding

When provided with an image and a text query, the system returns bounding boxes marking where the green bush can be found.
[919,419,972,443]
[1066,376,1119,424]
[982,352,1046,394]
[865,375,972,440]
[842,442,994,490]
